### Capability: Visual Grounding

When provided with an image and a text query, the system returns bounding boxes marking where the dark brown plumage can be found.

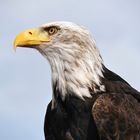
[44,66,140,140]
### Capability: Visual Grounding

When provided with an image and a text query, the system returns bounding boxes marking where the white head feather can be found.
[37,21,105,101]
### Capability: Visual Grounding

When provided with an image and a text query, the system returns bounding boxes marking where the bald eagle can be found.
[14,22,140,140]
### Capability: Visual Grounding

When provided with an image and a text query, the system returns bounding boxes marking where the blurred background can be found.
[0,0,140,139]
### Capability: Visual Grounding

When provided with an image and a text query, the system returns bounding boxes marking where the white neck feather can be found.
[39,41,105,101]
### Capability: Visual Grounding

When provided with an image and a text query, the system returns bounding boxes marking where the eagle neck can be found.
[47,53,105,102]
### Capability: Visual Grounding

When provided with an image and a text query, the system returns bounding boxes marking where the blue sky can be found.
[0,0,140,140]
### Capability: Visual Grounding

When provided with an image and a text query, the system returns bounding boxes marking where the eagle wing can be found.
[92,92,140,140]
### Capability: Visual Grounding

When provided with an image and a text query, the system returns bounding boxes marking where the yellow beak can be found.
[14,28,51,50]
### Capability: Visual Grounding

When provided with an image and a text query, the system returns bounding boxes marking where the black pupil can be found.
[50,28,54,33]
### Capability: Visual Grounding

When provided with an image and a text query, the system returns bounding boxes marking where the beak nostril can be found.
[29,31,32,35]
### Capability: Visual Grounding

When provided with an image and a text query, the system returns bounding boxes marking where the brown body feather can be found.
[92,67,140,140]
[93,93,140,140]
[44,67,140,140]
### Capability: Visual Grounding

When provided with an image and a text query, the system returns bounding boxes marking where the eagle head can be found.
[14,21,105,100]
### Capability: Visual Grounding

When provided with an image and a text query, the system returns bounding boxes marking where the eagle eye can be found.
[48,27,58,35]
